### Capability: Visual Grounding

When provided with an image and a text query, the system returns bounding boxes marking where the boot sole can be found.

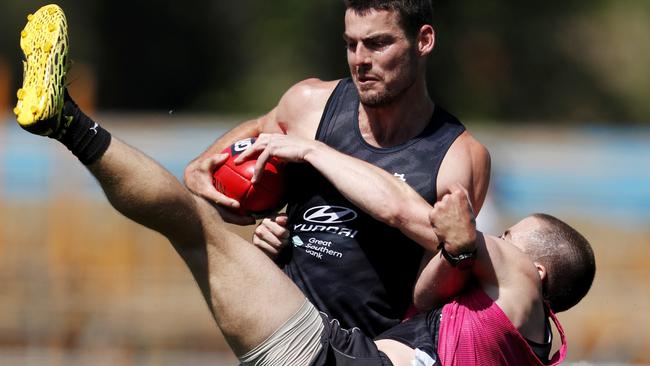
[14,4,69,136]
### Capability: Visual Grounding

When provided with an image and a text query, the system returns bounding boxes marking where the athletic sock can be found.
[53,96,112,165]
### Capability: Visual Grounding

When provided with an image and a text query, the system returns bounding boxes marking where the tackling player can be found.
[14,4,593,365]
[184,0,491,338]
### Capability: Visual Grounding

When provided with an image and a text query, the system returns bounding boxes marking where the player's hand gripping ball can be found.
[212,138,286,216]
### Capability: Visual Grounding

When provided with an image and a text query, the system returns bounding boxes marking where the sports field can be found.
[0,114,648,365]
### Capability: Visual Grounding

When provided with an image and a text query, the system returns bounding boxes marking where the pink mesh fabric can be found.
[437,287,567,366]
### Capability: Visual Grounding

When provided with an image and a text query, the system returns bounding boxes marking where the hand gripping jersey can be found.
[282,78,465,338]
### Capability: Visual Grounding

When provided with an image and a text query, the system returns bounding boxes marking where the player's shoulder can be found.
[452,131,489,157]
[274,78,342,135]
[281,78,341,106]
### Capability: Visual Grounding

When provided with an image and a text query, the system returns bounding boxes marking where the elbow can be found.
[413,290,435,313]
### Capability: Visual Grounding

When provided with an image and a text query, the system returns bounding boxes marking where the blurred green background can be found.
[1,0,649,121]
[1,1,650,365]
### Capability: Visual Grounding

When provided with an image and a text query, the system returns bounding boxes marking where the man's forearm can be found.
[304,142,439,251]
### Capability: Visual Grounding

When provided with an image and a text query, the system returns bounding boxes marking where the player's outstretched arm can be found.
[306,144,441,250]
[239,133,441,252]
[410,132,490,310]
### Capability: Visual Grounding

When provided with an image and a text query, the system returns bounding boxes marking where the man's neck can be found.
[358,81,434,148]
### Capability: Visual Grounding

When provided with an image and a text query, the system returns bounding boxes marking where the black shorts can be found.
[309,313,393,366]
[374,308,442,364]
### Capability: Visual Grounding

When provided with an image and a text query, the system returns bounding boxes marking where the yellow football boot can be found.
[14,4,69,136]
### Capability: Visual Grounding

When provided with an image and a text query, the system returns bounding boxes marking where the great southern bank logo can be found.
[303,205,357,224]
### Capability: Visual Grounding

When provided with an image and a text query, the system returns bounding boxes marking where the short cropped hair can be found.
[343,0,434,39]
[526,213,596,313]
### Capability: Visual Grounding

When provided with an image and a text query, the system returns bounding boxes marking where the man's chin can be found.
[359,91,394,107]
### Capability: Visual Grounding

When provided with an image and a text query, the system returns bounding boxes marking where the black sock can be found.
[54,97,112,165]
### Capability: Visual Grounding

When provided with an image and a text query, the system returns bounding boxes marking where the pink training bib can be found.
[437,287,567,366]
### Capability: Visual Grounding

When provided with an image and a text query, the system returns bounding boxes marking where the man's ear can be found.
[417,25,435,56]
[534,262,547,282]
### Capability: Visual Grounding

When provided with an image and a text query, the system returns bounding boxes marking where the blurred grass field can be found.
[0,115,649,365]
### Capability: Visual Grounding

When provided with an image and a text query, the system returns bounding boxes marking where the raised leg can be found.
[15,4,307,357]
[88,137,306,355]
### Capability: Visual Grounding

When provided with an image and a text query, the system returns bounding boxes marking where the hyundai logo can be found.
[303,206,357,224]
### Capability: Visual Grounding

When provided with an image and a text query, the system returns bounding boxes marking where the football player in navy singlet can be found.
[184,0,491,337]
[19,3,593,365]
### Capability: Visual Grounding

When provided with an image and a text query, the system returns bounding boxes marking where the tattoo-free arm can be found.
[303,140,441,251]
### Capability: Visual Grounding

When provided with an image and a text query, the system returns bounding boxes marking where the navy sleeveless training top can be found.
[282,78,465,338]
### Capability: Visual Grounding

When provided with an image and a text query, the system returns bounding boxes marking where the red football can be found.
[212,138,285,216]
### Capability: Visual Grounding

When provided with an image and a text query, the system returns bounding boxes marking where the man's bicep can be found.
[436,132,491,213]
[468,138,491,212]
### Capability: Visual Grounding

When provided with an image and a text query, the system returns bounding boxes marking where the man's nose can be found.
[351,44,371,66]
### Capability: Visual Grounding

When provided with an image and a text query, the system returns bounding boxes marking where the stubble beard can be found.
[355,53,419,108]
[358,85,400,107]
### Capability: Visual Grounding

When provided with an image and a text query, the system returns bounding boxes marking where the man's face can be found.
[343,9,419,107]
[499,216,545,253]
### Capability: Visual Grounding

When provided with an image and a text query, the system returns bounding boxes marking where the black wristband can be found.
[438,243,477,270]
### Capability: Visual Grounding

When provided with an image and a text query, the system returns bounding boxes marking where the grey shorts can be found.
[238,300,391,366]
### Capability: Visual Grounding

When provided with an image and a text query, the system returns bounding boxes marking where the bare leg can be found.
[17,4,309,358]
[81,137,307,355]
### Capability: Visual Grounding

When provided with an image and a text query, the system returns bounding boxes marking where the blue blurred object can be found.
[490,125,650,225]
[1,116,648,225]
